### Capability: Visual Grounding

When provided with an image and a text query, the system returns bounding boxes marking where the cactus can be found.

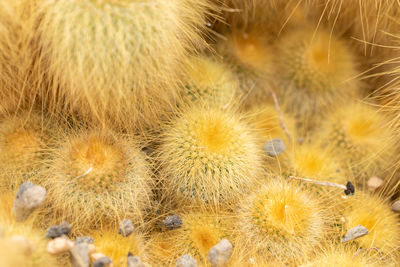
[0,193,57,267]
[0,112,52,190]
[92,228,147,266]
[276,27,359,132]
[158,104,264,207]
[342,192,400,260]
[34,0,216,132]
[319,102,397,186]
[44,131,153,234]
[236,178,329,263]
[182,55,239,107]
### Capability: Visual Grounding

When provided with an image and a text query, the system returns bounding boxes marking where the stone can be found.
[91,253,106,262]
[341,225,369,243]
[207,239,232,267]
[176,254,197,267]
[392,200,400,212]
[163,214,182,230]
[46,222,72,239]
[127,252,146,267]
[47,236,74,255]
[92,256,112,267]
[12,182,46,222]
[75,236,93,244]
[367,176,383,192]
[118,219,134,237]
[9,235,35,256]
[70,242,90,267]
[263,139,286,156]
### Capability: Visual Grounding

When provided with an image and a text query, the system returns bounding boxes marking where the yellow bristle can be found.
[43,131,153,234]
[182,55,239,107]
[342,192,400,260]
[34,0,216,132]
[236,178,329,263]
[158,104,264,207]
[319,101,397,186]
[92,229,147,267]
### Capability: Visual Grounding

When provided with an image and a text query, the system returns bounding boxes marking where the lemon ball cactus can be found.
[158,105,264,207]
[92,228,147,266]
[35,0,215,132]
[44,131,153,234]
[0,112,52,190]
[320,101,397,185]
[148,210,232,266]
[236,178,329,263]
[342,192,400,260]
[0,193,57,267]
[276,27,359,130]
[182,55,239,107]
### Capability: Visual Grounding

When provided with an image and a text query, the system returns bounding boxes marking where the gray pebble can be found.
[75,236,94,245]
[207,239,232,267]
[127,252,146,267]
[392,200,400,212]
[92,257,112,267]
[46,222,72,239]
[163,214,182,230]
[118,219,134,237]
[70,242,90,267]
[341,225,369,243]
[176,254,197,267]
[263,139,286,156]
[12,181,46,222]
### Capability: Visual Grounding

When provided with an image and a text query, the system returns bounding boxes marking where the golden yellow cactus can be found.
[35,0,216,132]
[0,112,52,190]
[320,101,397,185]
[236,178,329,263]
[342,192,400,260]
[44,131,153,234]
[276,26,359,131]
[158,104,264,207]
[0,193,57,267]
[182,55,239,107]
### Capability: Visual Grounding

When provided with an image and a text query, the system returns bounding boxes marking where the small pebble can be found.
[207,239,232,267]
[75,236,93,245]
[92,256,112,267]
[12,181,46,222]
[118,219,134,237]
[367,176,383,192]
[127,252,146,267]
[46,222,72,239]
[263,139,286,156]
[163,214,182,230]
[70,242,90,267]
[392,200,400,213]
[91,253,106,262]
[341,225,369,243]
[47,236,74,255]
[176,254,197,267]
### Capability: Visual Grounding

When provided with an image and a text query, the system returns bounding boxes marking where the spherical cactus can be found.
[44,131,153,234]
[92,228,147,266]
[302,245,380,267]
[182,55,239,107]
[276,27,359,131]
[236,178,329,263]
[158,105,264,207]
[0,193,57,267]
[319,102,397,185]
[0,112,52,190]
[148,210,231,265]
[34,0,216,132]
[342,192,400,260]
